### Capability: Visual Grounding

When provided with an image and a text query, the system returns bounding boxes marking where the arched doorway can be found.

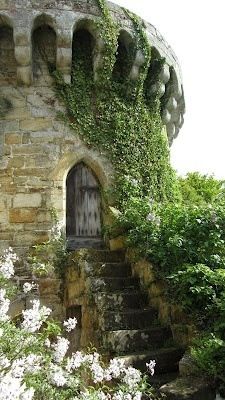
[66,162,102,249]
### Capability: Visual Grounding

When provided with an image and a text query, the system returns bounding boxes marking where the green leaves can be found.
[179,172,225,205]
[191,334,225,390]
[54,1,178,213]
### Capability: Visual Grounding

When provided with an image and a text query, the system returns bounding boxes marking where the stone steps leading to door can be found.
[89,249,184,385]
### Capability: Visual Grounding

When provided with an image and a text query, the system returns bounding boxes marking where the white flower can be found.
[97,391,111,400]
[0,372,34,400]
[0,356,10,369]
[133,391,142,400]
[113,390,132,400]
[21,300,51,333]
[23,282,37,294]
[45,338,51,348]
[106,358,125,379]
[90,362,104,383]
[63,317,77,332]
[20,388,35,400]
[130,179,138,187]
[23,354,42,373]
[146,360,156,376]
[122,367,142,389]
[66,351,84,371]
[50,365,67,387]
[0,289,10,321]
[0,247,18,279]
[11,359,25,378]
[51,221,64,241]
[52,336,69,363]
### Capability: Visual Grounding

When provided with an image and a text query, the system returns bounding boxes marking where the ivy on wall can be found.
[54,0,179,209]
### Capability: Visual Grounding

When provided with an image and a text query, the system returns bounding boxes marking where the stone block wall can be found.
[126,251,196,347]
[0,83,112,253]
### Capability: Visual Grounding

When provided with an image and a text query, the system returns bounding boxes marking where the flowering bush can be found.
[0,248,157,400]
[117,200,225,275]
[115,173,225,394]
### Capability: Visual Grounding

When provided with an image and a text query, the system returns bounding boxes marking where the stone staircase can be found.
[88,249,184,384]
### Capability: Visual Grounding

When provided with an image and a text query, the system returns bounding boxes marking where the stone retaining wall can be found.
[126,250,196,347]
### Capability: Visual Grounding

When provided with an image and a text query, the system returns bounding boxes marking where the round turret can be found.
[0,0,184,144]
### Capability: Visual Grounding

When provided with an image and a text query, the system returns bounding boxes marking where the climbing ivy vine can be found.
[54,0,178,209]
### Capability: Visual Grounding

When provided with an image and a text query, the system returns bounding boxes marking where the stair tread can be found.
[148,372,179,387]
[100,277,138,281]
[118,346,183,358]
[92,262,129,266]
[98,290,144,295]
[118,347,184,373]
[104,327,169,334]
[106,308,155,314]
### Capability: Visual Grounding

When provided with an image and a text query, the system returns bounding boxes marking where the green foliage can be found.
[115,173,225,388]
[95,0,118,86]
[122,8,151,99]
[118,200,225,274]
[179,172,225,205]
[191,334,225,391]
[29,212,68,280]
[168,264,225,331]
[54,0,178,210]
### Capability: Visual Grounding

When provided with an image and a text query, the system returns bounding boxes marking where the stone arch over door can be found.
[66,162,103,249]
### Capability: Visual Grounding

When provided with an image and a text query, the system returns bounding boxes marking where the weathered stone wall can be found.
[0,0,185,254]
[0,84,112,253]
[126,250,196,347]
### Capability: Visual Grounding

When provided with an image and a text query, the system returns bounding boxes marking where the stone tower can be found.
[0,0,185,254]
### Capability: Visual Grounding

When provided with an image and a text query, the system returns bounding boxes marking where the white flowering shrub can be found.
[0,248,157,400]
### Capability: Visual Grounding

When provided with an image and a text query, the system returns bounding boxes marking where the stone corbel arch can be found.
[0,13,13,27]
[31,13,58,84]
[161,67,185,144]
[49,148,113,227]
[117,29,146,82]
[73,17,103,82]
[0,14,17,85]
[113,28,137,82]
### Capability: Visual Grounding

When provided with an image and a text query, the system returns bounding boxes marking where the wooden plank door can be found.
[66,162,101,238]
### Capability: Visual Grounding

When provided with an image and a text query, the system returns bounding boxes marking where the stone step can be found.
[95,291,148,311]
[100,277,139,292]
[70,249,125,263]
[93,250,126,263]
[91,262,132,277]
[100,308,157,331]
[89,277,139,293]
[148,372,179,390]
[160,377,216,400]
[67,237,104,251]
[102,326,172,353]
[119,347,184,374]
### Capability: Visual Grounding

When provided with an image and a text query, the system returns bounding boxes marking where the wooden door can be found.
[66,163,101,240]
